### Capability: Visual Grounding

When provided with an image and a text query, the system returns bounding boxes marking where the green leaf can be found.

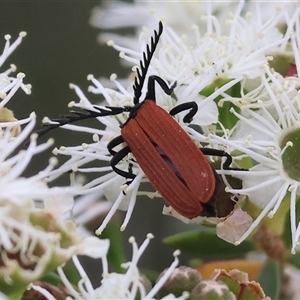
[282,195,300,249]
[140,268,160,284]
[199,78,230,97]
[62,259,81,287]
[40,272,62,285]
[269,54,294,77]
[289,251,300,269]
[281,129,300,181]
[200,79,241,130]
[9,291,25,300]
[257,260,281,300]
[217,100,239,130]
[163,230,254,260]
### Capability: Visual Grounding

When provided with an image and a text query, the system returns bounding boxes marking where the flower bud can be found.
[156,266,201,298]
[191,280,235,300]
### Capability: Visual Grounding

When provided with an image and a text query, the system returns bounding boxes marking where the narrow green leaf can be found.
[257,260,281,300]
[217,100,239,129]
[282,195,300,249]
[163,230,254,260]
[62,259,81,286]
[199,79,241,130]
[10,291,25,300]
[40,272,62,285]
[289,251,300,269]
[199,78,230,97]
[140,268,160,284]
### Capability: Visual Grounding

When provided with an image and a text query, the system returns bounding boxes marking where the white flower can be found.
[44,67,219,235]
[45,81,146,234]
[108,4,291,109]
[91,1,300,120]
[0,29,99,296]
[90,1,237,47]
[0,113,73,206]
[90,1,297,47]
[0,32,31,105]
[25,237,109,299]
[43,2,296,234]
[0,114,107,296]
[206,72,300,253]
[69,192,112,237]
[40,1,300,253]
[56,233,186,300]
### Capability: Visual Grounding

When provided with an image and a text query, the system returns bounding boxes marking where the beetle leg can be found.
[169,102,198,123]
[145,75,177,101]
[107,135,125,156]
[108,135,136,188]
[200,148,247,171]
[110,146,136,180]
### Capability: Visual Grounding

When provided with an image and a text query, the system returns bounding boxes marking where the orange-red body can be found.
[121,99,216,219]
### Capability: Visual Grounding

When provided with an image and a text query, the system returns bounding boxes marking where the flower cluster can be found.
[56,234,184,300]
[0,24,193,299]
[0,32,110,298]
[42,1,300,256]
[4,0,300,298]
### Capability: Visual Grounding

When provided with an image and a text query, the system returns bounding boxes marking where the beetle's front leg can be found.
[107,135,125,156]
[145,75,177,102]
[108,135,136,184]
[169,102,198,123]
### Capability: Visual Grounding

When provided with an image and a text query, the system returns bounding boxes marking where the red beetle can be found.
[38,21,242,218]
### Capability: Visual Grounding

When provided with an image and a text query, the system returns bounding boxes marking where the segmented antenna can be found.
[133,21,163,105]
[36,21,164,138]
[36,106,125,138]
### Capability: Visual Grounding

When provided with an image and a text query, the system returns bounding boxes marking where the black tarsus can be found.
[107,135,124,156]
[133,21,164,105]
[108,135,136,184]
[169,102,198,123]
[200,148,247,171]
[145,75,177,101]
[110,145,136,180]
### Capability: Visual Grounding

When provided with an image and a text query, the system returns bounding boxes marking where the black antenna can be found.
[36,106,125,138]
[132,21,163,105]
[36,21,164,139]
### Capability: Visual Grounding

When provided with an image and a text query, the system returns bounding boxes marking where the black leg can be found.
[107,135,124,156]
[201,148,247,171]
[169,102,198,123]
[145,75,176,101]
[108,135,136,180]
[110,146,136,180]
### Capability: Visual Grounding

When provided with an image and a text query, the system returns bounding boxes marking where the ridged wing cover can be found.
[121,100,215,218]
